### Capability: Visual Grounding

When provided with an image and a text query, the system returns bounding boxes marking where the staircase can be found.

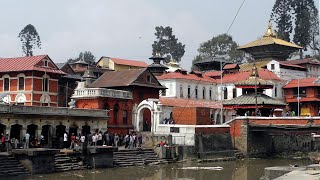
[0,155,29,177]
[113,148,167,167]
[54,153,86,172]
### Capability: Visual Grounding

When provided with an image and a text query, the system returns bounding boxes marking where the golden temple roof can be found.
[237,23,302,50]
[239,60,270,71]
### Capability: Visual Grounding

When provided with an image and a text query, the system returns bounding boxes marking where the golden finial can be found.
[264,22,276,37]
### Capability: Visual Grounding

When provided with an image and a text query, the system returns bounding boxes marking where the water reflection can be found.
[18,159,311,180]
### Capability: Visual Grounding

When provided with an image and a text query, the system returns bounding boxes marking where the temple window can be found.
[3,78,9,91]
[18,77,25,90]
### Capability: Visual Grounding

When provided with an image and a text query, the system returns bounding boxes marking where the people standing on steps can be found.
[70,133,76,149]
[24,132,30,149]
[114,133,119,147]
[92,133,97,146]
[80,134,85,150]
[63,132,68,149]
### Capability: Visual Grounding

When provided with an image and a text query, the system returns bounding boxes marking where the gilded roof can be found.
[237,24,302,50]
[223,93,286,106]
[239,60,270,71]
[235,76,274,87]
[237,36,302,50]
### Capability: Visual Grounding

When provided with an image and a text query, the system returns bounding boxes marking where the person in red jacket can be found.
[70,133,76,149]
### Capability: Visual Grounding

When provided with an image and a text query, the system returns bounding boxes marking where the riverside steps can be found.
[0,153,29,177]
[113,148,169,167]
[12,148,60,174]
[54,152,86,172]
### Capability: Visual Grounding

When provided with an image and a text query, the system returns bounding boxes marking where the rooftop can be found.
[283,78,320,88]
[0,55,65,74]
[223,93,286,107]
[160,97,221,109]
[109,57,148,67]
[221,69,281,84]
[157,71,217,83]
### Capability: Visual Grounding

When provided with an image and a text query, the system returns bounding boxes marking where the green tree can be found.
[68,51,96,65]
[193,34,245,64]
[270,0,319,54]
[270,0,293,42]
[152,26,185,63]
[18,24,41,56]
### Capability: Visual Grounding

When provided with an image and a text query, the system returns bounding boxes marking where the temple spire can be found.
[263,22,276,38]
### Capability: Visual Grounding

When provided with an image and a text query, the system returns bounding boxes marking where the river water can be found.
[13,159,311,180]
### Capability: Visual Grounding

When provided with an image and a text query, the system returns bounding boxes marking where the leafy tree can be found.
[270,0,319,55]
[270,0,293,42]
[152,26,185,63]
[193,34,245,65]
[18,24,41,56]
[68,51,96,65]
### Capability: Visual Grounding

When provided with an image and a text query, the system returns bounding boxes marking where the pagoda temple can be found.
[237,23,302,61]
[223,67,286,116]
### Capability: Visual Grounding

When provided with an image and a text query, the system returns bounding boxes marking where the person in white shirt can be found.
[92,133,97,146]
[80,134,85,150]
[63,132,68,149]
[24,132,30,149]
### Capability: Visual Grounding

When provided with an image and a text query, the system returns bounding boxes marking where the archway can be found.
[0,124,6,136]
[10,124,22,140]
[141,108,151,132]
[56,124,66,149]
[135,99,161,132]
[41,125,52,148]
[69,125,78,136]
[15,93,26,105]
[27,124,38,145]
[82,125,90,136]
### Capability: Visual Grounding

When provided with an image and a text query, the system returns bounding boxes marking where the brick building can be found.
[72,68,165,134]
[0,55,65,106]
[283,78,320,116]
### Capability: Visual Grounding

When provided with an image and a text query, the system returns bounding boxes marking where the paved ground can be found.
[275,170,320,180]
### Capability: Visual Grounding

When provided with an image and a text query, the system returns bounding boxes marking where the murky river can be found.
[9,159,311,180]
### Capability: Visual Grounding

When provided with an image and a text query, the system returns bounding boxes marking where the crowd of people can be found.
[0,129,145,152]
[61,130,144,151]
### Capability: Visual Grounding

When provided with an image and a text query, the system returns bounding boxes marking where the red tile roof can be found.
[203,71,222,77]
[283,78,320,88]
[0,55,65,74]
[157,72,217,83]
[279,62,306,70]
[221,69,281,83]
[285,58,320,65]
[110,58,148,67]
[223,64,239,70]
[160,97,221,109]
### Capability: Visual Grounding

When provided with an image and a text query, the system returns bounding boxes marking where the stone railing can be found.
[0,104,108,118]
[72,88,133,99]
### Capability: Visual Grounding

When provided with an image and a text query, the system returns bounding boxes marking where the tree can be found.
[18,24,41,56]
[152,26,185,63]
[270,0,319,54]
[270,0,293,42]
[193,34,245,64]
[68,51,96,65]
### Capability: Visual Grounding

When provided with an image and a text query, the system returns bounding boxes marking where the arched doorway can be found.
[142,108,151,132]
[27,124,38,140]
[41,125,52,148]
[56,124,66,149]
[135,99,162,132]
[10,124,22,140]
[69,125,78,136]
[0,124,6,136]
[82,125,90,136]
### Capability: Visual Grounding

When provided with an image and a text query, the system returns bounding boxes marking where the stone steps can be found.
[54,153,86,172]
[0,155,30,177]
[113,148,167,167]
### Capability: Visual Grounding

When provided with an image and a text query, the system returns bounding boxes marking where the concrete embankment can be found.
[263,164,320,180]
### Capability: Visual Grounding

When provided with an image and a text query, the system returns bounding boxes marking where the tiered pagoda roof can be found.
[237,23,302,60]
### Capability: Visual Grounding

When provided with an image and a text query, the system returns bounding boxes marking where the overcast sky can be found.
[0,0,296,70]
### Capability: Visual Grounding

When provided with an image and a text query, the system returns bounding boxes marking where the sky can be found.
[0,0,303,70]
